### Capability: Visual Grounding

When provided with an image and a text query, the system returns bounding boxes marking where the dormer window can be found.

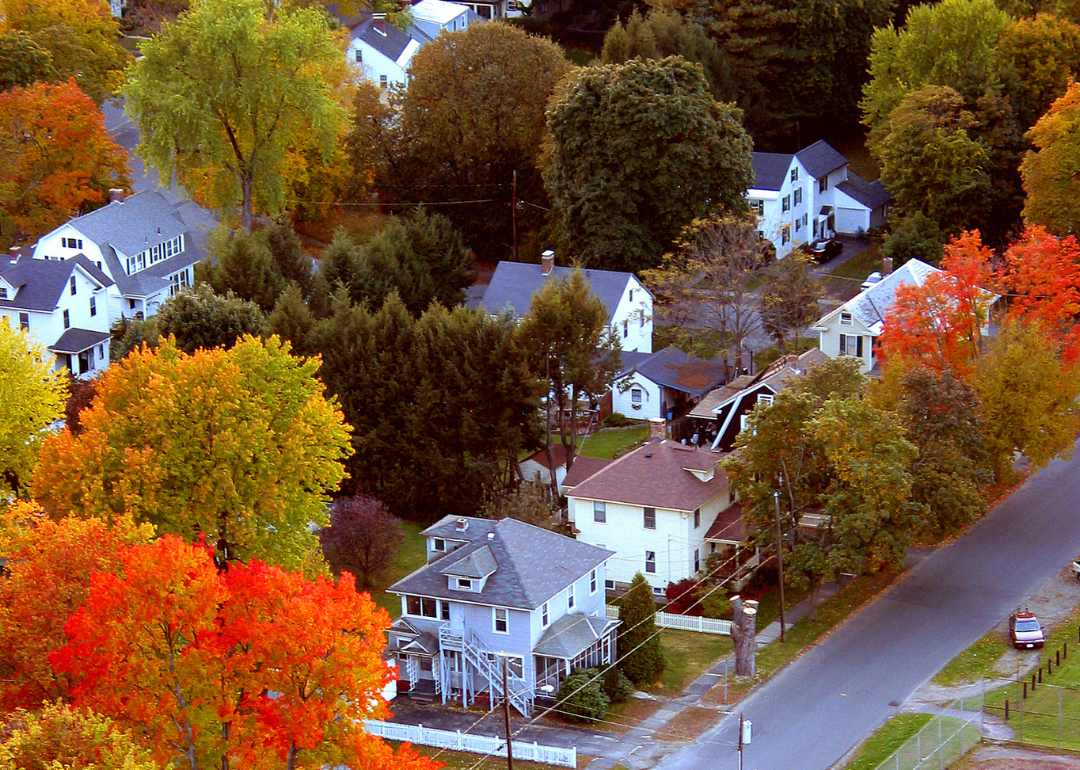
[840,312,853,327]
[456,578,472,590]
[759,394,774,407]
[433,538,445,552]
[0,287,7,299]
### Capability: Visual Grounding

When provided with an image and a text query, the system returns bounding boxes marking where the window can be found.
[70,276,77,295]
[129,299,136,310]
[840,312,852,326]
[593,501,606,523]
[0,287,6,299]
[803,214,808,227]
[645,551,656,573]
[623,320,628,338]
[355,49,362,62]
[759,393,775,407]
[839,335,863,358]
[406,596,437,618]
[61,237,83,249]
[795,218,801,232]
[782,226,791,246]
[567,584,575,610]
[819,176,829,193]
[643,507,655,530]
[62,309,70,329]
[379,75,388,88]
[794,187,802,205]
[90,296,96,316]
[629,289,634,302]
[433,538,445,552]
[640,311,645,328]
[406,596,421,616]
[441,601,451,621]
[19,313,29,331]
[457,578,472,590]
[590,569,597,594]
[814,219,819,238]
[605,579,615,590]
[694,548,700,574]
[541,602,549,627]
[791,167,799,182]
[694,508,700,528]
[751,199,764,216]
[631,388,642,405]
[782,195,791,213]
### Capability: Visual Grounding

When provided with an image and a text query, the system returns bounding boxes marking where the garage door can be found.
[835,207,869,234]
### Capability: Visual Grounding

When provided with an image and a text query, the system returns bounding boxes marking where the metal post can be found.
[774,490,786,642]
[502,657,514,770]
[738,712,744,770]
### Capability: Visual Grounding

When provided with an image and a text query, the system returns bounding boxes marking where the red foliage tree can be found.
[51,535,437,770]
[319,494,404,587]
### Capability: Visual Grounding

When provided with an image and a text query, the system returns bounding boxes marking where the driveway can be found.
[656,441,1080,770]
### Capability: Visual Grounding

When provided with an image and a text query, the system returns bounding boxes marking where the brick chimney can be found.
[372,13,386,34]
[882,256,894,276]
[541,249,555,276]
[109,188,125,203]
[649,417,666,440]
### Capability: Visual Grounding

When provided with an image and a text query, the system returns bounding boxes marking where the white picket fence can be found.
[605,605,731,635]
[363,720,577,768]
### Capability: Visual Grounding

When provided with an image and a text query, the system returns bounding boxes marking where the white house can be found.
[612,346,726,421]
[345,14,427,90]
[480,251,653,354]
[749,140,890,257]
[30,191,202,321]
[567,422,733,594]
[813,258,940,374]
[411,0,476,37]
[455,0,525,19]
[1,252,115,377]
[386,516,616,715]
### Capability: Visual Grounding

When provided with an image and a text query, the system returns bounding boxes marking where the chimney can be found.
[455,517,468,531]
[8,245,20,264]
[372,13,386,34]
[649,417,666,440]
[541,249,555,276]
[882,256,893,276]
[109,188,124,204]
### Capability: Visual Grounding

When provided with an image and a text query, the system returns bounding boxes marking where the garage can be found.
[834,206,869,235]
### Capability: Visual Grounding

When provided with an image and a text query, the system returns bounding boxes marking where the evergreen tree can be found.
[263,219,312,296]
[269,283,316,356]
[554,669,610,723]
[617,573,665,686]
[155,284,266,354]
[201,228,285,312]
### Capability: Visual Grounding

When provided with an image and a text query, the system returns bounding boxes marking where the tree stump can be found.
[730,595,758,677]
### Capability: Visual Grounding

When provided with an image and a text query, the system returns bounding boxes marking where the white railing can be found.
[606,605,732,635]
[363,721,577,768]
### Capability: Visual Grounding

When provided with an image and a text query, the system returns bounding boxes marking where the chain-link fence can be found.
[874,698,983,770]
[984,677,1080,751]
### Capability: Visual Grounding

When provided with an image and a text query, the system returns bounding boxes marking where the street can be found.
[657,440,1080,770]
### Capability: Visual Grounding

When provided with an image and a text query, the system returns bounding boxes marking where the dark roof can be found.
[480,262,640,323]
[628,346,727,397]
[524,443,569,471]
[562,457,614,490]
[63,192,186,258]
[49,328,113,354]
[836,172,891,211]
[0,255,112,312]
[389,517,613,610]
[616,350,654,378]
[439,545,497,579]
[534,613,619,659]
[349,16,417,61]
[750,152,793,192]
[795,140,849,179]
[568,438,728,511]
[704,503,750,544]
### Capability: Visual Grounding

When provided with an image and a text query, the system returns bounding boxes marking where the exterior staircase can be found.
[439,625,534,716]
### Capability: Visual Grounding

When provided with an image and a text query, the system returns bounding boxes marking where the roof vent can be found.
[487,532,495,540]
[645,451,653,458]
[455,518,468,531]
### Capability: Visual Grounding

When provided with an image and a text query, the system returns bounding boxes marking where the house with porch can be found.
[30,191,202,321]
[749,140,890,258]
[386,516,616,716]
[611,346,726,421]
[566,421,734,595]
[1,252,115,377]
[688,347,831,450]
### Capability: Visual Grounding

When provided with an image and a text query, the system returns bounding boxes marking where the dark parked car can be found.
[1009,611,1045,649]
[804,238,843,263]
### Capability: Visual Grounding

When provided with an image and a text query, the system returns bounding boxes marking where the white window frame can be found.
[782,195,791,213]
[590,569,597,594]
[759,394,775,407]
[645,551,656,573]
[90,296,96,317]
[433,538,446,552]
[694,548,700,574]
[643,507,656,530]
[567,583,575,611]
[456,578,472,590]
[605,579,615,590]
[791,167,799,182]
[694,508,700,529]
[631,388,642,405]
[840,312,853,327]
[493,607,509,634]
[794,187,802,205]
[541,601,549,628]
[593,501,606,523]
[63,309,70,329]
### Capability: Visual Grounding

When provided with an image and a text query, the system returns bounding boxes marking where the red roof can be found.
[704,503,750,544]
[562,456,614,490]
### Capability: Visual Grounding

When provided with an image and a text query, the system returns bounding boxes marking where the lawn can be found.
[577,423,650,460]
[934,631,1007,686]
[754,337,820,371]
[821,243,883,302]
[371,520,428,619]
[647,629,734,696]
[842,714,933,770]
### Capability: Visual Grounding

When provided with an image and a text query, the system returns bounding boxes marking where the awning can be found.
[534,613,619,659]
[49,328,112,354]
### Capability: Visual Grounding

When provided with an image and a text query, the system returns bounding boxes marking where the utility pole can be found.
[774,490,786,642]
[502,656,514,770]
[512,169,518,262]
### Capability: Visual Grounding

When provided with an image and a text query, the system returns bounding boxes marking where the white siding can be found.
[611,373,661,420]
[816,313,875,373]
[350,39,410,90]
[610,275,652,354]
[750,157,811,258]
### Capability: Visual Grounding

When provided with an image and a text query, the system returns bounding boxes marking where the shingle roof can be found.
[750,152,793,192]
[795,140,849,179]
[63,192,186,259]
[350,16,418,62]
[0,255,112,312]
[688,348,831,419]
[568,439,727,511]
[704,502,750,544]
[832,258,940,331]
[561,457,614,490]
[389,517,613,610]
[49,328,112,354]
[627,346,727,397]
[439,545,497,579]
[534,613,619,659]
[101,242,202,298]
[836,172,891,211]
[480,262,639,323]
[616,350,654,378]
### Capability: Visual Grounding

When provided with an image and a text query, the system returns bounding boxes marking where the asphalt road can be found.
[657,442,1080,770]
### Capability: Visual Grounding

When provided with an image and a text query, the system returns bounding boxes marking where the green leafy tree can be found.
[758,249,822,355]
[0,323,67,497]
[478,480,559,530]
[883,212,945,266]
[542,57,753,272]
[518,270,621,496]
[617,573,665,685]
[554,669,610,723]
[122,0,349,229]
[0,30,56,91]
[973,319,1080,480]
[996,14,1080,130]
[387,22,572,260]
[155,284,267,354]
[1021,82,1080,236]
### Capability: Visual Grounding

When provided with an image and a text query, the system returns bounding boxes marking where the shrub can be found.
[554,668,610,723]
[605,412,630,427]
[601,666,635,703]
[665,577,702,615]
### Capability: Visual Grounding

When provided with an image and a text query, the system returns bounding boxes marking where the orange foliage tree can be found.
[999,226,1080,361]
[0,506,153,712]
[51,535,436,770]
[878,231,997,377]
[0,79,130,240]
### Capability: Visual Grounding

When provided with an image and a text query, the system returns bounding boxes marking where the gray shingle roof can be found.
[480,262,639,323]
[836,172,891,211]
[349,16,417,62]
[64,192,186,258]
[534,613,619,659]
[389,517,613,611]
[825,258,940,331]
[750,152,793,192]
[795,140,849,179]
[440,545,498,579]
[49,328,113,354]
[102,243,201,298]
[0,255,112,312]
[628,346,727,397]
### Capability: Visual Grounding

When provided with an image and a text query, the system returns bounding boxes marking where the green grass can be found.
[577,424,650,460]
[372,520,428,619]
[648,629,734,696]
[754,337,819,370]
[843,714,933,770]
[934,631,1007,686]
[828,243,883,282]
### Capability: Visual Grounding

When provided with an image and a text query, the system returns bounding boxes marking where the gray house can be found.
[386,516,616,716]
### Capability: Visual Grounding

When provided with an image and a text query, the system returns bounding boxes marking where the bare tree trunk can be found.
[564,383,579,472]
[241,177,254,231]
[729,595,758,677]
